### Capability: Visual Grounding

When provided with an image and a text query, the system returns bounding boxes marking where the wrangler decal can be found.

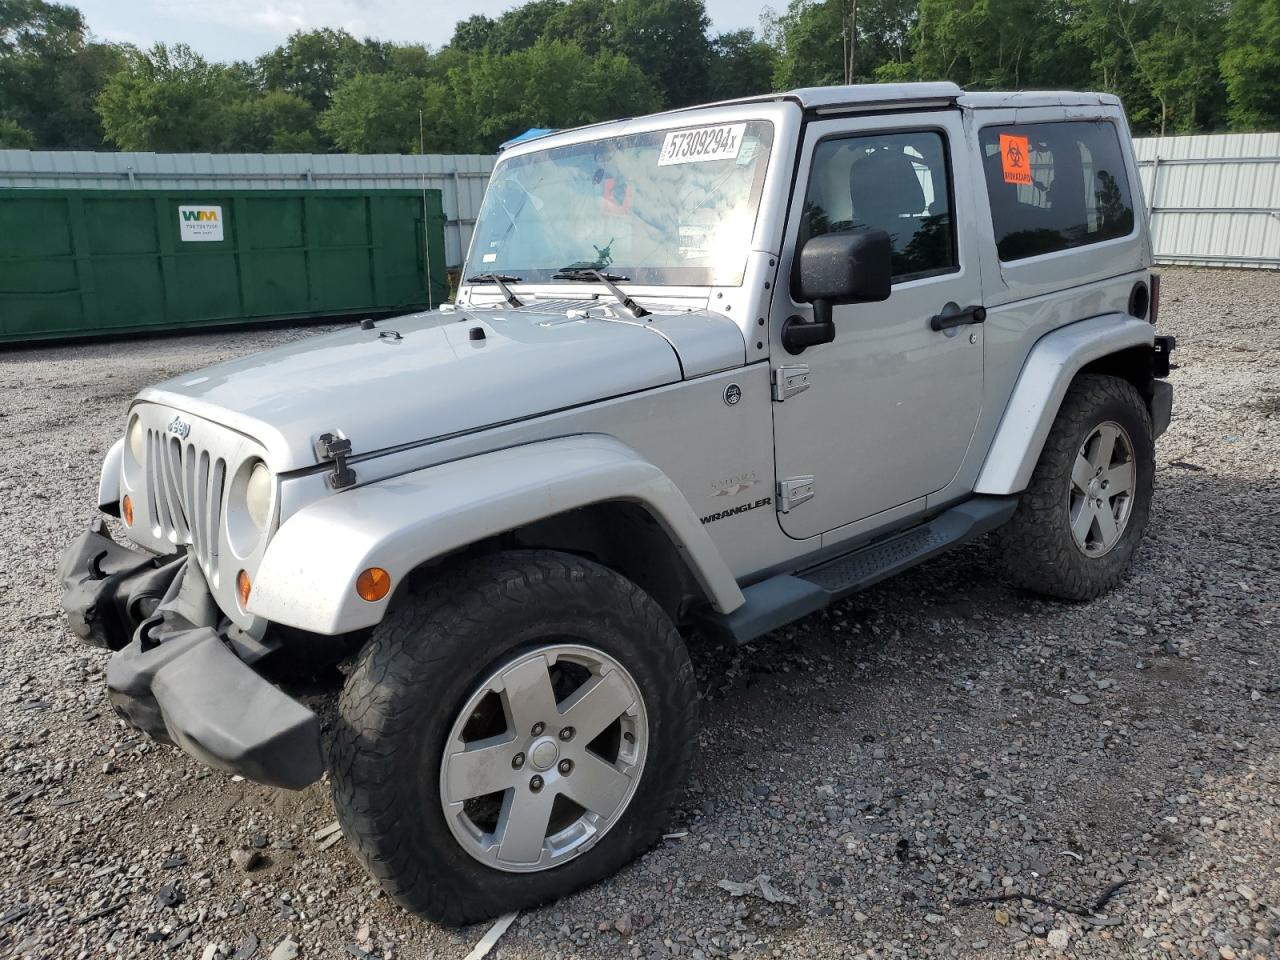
[701,496,772,525]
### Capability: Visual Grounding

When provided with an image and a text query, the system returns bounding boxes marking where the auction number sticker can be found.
[658,123,746,166]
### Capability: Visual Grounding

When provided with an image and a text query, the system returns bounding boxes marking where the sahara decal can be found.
[701,496,772,525]
[711,471,758,498]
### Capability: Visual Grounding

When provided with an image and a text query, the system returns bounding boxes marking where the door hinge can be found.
[315,432,357,490]
[771,364,811,401]
[777,476,815,513]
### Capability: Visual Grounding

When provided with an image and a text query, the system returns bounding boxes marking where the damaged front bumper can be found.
[59,522,324,790]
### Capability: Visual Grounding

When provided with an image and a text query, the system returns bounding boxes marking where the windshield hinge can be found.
[771,364,812,402]
[314,432,357,490]
[777,476,815,513]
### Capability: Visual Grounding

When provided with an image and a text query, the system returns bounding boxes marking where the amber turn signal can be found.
[237,570,252,607]
[121,495,133,526]
[356,567,392,602]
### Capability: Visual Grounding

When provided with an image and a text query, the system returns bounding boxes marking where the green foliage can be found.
[449,15,497,53]
[96,44,253,151]
[0,0,123,148]
[0,116,32,146]
[765,0,853,88]
[1221,0,1280,128]
[1124,0,1228,134]
[444,39,662,151]
[450,0,712,105]
[257,28,391,111]
[766,0,919,87]
[901,0,1092,89]
[0,0,1270,154]
[221,90,321,152]
[482,0,567,54]
[320,73,424,153]
[708,29,776,100]
[611,0,713,106]
[544,0,616,54]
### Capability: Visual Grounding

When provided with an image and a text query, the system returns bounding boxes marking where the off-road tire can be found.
[995,374,1154,601]
[328,550,697,925]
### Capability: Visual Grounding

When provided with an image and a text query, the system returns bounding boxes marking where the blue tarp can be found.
[500,128,557,149]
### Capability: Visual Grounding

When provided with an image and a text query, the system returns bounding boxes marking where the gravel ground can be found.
[2,267,1278,960]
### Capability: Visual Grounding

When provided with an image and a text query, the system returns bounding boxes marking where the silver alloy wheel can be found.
[1069,420,1137,557]
[440,644,648,873]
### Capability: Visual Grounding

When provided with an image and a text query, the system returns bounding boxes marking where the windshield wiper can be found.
[466,273,523,309]
[551,267,650,319]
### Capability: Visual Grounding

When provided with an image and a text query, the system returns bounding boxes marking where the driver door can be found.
[771,110,984,540]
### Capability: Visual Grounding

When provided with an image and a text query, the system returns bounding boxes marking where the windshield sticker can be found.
[1000,133,1032,185]
[678,224,712,260]
[482,252,498,263]
[658,123,747,166]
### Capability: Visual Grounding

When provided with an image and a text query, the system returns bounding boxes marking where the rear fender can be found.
[975,313,1156,495]
[249,435,745,634]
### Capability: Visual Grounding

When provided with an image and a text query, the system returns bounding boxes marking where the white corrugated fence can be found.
[1133,133,1280,269]
[0,150,495,270]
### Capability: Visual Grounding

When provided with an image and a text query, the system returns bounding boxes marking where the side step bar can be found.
[699,495,1018,646]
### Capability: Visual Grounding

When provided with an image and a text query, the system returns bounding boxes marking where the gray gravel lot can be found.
[2,267,1278,960]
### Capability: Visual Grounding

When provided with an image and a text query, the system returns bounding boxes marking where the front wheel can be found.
[329,550,697,925]
[995,374,1155,601]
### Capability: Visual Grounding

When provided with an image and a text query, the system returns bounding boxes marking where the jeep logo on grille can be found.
[167,415,191,440]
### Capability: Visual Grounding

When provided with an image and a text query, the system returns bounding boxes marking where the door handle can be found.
[929,303,987,331]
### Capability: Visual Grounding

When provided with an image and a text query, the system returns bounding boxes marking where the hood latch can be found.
[315,432,357,490]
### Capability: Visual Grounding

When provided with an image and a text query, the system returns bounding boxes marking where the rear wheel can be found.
[329,550,697,925]
[996,374,1154,600]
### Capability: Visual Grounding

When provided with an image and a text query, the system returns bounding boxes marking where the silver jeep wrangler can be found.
[61,82,1175,924]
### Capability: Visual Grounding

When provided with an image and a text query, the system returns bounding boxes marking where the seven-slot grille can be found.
[146,428,228,583]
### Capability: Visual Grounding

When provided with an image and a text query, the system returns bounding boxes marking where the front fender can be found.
[249,435,745,634]
[98,438,124,512]
[974,313,1155,496]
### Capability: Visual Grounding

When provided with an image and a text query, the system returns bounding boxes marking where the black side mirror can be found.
[783,228,893,354]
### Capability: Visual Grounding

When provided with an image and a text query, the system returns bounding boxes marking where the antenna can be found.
[419,109,434,310]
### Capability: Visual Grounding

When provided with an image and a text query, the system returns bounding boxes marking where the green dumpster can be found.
[0,188,448,343]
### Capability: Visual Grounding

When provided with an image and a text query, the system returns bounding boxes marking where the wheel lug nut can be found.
[531,722,545,736]
[512,752,525,769]
[558,759,573,775]
[529,775,544,792]
[558,726,574,741]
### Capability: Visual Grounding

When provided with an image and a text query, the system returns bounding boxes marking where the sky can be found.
[73,0,773,63]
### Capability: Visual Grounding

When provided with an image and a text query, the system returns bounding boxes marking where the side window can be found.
[800,130,957,282]
[979,120,1136,261]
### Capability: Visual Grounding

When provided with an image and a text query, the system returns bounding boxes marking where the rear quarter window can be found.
[979,120,1135,262]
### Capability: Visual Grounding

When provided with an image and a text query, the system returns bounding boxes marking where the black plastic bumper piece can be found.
[58,520,181,650]
[61,522,324,790]
[107,629,324,791]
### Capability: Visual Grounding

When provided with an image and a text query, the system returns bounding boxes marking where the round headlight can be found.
[245,461,273,530]
[127,416,146,463]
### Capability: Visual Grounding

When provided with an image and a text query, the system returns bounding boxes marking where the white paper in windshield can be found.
[658,123,747,166]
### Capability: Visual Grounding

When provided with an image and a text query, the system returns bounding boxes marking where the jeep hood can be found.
[137,305,744,473]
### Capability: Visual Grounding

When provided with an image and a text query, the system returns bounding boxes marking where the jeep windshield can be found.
[468,120,775,287]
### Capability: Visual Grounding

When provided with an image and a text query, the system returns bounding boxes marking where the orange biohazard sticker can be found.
[1000,133,1032,185]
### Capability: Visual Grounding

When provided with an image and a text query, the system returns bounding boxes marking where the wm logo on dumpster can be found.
[177,204,225,242]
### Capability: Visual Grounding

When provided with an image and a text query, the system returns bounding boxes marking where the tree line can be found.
[0,0,1276,155]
